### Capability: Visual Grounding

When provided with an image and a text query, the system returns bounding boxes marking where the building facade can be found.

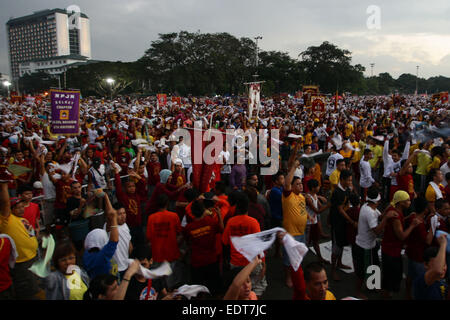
[6,8,91,82]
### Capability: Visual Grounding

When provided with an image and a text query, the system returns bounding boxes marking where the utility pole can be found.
[253,36,262,81]
[416,65,419,95]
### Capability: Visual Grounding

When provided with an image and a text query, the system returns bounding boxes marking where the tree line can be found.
[16,31,450,97]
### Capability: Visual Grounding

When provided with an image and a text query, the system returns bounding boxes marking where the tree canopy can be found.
[16,31,450,96]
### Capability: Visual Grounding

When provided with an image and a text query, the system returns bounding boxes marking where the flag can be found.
[157,94,167,109]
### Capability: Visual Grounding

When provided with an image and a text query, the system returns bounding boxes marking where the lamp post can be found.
[416,66,419,95]
[2,81,11,98]
[253,36,263,80]
[106,78,115,101]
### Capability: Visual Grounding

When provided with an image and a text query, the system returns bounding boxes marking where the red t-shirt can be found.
[23,202,40,230]
[0,237,13,292]
[115,152,131,173]
[146,210,181,263]
[222,215,261,266]
[381,206,405,257]
[183,216,221,267]
[405,214,428,262]
[291,266,306,300]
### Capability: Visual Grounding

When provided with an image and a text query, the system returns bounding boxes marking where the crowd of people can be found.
[0,92,449,300]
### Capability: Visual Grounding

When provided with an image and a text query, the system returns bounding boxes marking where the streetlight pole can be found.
[253,36,262,81]
[416,66,419,95]
[3,81,11,98]
[106,78,115,101]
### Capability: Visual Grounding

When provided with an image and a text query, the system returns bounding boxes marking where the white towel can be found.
[282,233,309,272]
[127,260,172,279]
[231,227,285,262]
[430,215,440,236]
[174,285,210,299]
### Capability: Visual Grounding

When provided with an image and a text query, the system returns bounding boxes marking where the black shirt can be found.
[124,276,165,300]
[330,187,349,227]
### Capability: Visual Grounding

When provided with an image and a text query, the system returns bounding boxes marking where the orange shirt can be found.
[222,215,260,266]
[146,210,181,263]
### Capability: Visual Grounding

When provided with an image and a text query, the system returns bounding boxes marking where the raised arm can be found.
[223,256,262,300]
[424,234,447,286]
[0,181,11,218]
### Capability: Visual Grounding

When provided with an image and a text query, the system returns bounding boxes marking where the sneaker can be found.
[0,166,13,183]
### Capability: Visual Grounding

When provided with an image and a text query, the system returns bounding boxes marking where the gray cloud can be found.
[1,0,449,80]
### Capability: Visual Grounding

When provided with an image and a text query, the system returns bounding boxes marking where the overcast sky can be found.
[1,0,450,80]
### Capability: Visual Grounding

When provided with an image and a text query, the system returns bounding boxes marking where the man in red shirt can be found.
[405,197,434,300]
[222,193,266,298]
[381,190,421,299]
[53,170,75,230]
[146,194,183,289]
[146,151,162,197]
[113,167,144,247]
[183,198,224,296]
[17,184,40,235]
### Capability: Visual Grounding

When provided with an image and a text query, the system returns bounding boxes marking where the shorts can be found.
[331,222,348,252]
[381,252,403,293]
[352,243,380,280]
[283,234,305,267]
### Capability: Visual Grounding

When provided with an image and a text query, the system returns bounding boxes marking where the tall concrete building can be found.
[6,8,92,83]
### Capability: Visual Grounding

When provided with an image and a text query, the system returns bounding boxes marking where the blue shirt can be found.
[413,271,448,300]
[83,241,118,279]
[269,186,283,221]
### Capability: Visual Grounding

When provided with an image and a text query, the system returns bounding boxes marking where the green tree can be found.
[299,41,365,93]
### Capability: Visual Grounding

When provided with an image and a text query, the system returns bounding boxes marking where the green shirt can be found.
[369,145,382,168]
[416,152,432,175]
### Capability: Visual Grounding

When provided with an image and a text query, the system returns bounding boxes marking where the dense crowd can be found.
[0,93,449,300]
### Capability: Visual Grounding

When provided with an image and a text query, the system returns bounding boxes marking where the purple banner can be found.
[50,89,80,135]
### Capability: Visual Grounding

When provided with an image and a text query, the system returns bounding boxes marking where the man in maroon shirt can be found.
[113,166,145,246]
[183,199,224,296]
[405,197,434,300]
[381,190,421,299]
[146,152,161,197]
[145,169,189,215]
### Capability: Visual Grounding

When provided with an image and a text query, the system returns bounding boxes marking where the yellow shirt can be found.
[282,192,308,236]
[427,156,441,172]
[305,132,312,145]
[345,124,353,137]
[339,149,353,159]
[325,290,336,300]
[369,145,382,168]
[0,214,38,263]
[329,169,341,192]
[351,141,361,163]
[416,152,432,175]
[425,184,444,203]
[66,271,88,300]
